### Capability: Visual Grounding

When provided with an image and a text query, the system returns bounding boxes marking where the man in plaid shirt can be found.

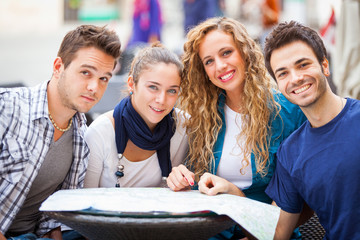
[0,25,121,239]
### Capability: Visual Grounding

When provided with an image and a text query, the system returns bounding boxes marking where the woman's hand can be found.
[198,173,246,197]
[167,164,195,191]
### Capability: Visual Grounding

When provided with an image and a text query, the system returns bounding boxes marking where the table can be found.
[47,211,236,240]
[40,188,280,240]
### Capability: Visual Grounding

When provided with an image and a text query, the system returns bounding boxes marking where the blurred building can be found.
[1,0,358,100]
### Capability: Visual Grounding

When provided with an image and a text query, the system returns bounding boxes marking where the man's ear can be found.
[53,57,64,77]
[322,58,330,77]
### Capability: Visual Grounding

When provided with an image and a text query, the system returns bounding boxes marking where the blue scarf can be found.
[113,96,175,177]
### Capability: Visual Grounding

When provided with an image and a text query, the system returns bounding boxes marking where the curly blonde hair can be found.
[179,17,279,179]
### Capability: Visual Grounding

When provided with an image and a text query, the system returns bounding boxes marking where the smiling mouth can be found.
[150,106,164,113]
[219,71,235,82]
[293,84,311,94]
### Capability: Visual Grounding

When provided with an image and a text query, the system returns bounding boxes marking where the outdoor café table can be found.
[46,209,235,240]
[40,188,280,240]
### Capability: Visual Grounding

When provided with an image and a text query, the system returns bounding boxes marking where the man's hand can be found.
[198,173,245,197]
[167,164,195,191]
[43,226,62,240]
[0,232,6,240]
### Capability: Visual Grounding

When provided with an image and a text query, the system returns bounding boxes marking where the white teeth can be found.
[294,85,310,94]
[151,106,162,112]
[220,72,233,80]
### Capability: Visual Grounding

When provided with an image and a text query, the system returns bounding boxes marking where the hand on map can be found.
[167,164,195,191]
[198,173,246,197]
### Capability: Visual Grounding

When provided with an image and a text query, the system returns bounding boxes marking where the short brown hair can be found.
[57,25,121,69]
[264,21,328,80]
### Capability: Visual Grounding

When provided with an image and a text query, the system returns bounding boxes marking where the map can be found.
[40,187,280,240]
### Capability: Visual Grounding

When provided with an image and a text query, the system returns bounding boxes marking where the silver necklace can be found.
[115,153,125,187]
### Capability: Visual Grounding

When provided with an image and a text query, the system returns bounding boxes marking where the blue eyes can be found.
[148,85,177,94]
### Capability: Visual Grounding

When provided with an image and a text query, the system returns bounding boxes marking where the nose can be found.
[87,79,99,92]
[216,57,227,72]
[156,91,166,104]
[289,69,304,84]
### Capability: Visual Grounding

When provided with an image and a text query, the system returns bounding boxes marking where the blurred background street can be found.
[0,0,358,117]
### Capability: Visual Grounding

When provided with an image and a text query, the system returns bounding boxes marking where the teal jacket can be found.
[211,91,306,204]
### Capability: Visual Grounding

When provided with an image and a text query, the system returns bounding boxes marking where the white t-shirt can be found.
[216,105,252,189]
[84,108,188,188]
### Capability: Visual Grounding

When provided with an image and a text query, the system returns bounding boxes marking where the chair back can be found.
[299,214,325,240]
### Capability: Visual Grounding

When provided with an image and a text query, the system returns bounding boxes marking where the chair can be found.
[298,214,325,240]
[0,82,26,88]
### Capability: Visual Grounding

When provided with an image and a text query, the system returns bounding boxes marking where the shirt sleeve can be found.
[83,116,109,188]
[265,147,304,213]
[170,109,189,167]
[36,214,61,236]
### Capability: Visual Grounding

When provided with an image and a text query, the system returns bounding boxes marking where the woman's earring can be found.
[130,90,133,95]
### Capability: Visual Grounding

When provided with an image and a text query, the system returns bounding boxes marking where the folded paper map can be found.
[40,188,279,240]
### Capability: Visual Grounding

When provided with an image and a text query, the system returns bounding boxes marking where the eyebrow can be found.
[81,64,113,78]
[274,67,286,76]
[274,57,310,75]
[294,57,309,65]
[148,81,180,88]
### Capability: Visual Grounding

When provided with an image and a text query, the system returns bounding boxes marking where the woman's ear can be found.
[127,75,134,93]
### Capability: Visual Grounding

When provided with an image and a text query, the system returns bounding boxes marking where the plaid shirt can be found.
[0,81,89,236]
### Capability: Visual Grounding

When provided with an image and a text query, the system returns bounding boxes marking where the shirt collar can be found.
[30,80,88,128]
[30,80,50,121]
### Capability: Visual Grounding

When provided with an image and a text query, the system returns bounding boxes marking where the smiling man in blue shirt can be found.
[0,25,121,239]
[264,21,360,239]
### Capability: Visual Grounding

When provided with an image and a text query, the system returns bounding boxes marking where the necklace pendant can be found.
[115,170,124,177]
[115,162,124,188]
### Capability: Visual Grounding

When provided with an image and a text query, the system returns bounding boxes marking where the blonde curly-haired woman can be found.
[166,17,306,239]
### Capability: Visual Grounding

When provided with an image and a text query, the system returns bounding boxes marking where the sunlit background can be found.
[1,0,358,109]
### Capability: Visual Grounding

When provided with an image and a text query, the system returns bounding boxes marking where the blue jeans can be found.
[62,230,86,240]
[6,233,52,240]
[6,230,85,240]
